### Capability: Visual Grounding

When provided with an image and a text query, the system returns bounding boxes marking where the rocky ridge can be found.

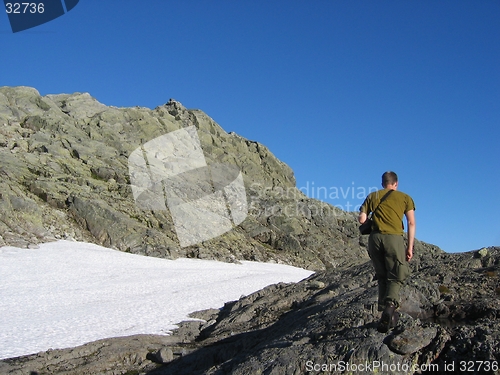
[0,86,381,271]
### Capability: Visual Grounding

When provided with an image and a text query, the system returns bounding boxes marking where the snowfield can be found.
[0,240,314,360]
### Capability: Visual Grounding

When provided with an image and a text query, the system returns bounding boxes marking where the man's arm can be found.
[405,209,416,261]
[359,195,371,224]
[358,211,367,224]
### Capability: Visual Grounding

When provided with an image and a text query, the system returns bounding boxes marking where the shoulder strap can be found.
[370,189,394,217]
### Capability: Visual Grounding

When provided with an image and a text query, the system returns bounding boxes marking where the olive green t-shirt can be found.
[360,189,415,235]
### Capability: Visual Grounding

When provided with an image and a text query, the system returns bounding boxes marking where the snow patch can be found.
[0,240,314,359]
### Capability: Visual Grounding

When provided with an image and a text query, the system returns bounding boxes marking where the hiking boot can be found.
[377,302,396,333]
[391,311,400,328]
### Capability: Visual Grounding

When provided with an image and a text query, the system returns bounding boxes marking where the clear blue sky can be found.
[2,1,499,253]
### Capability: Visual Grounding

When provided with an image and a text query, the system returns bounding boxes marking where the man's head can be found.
[382,171,398,189]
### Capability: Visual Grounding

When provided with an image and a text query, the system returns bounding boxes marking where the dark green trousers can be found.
[368,232,410,310]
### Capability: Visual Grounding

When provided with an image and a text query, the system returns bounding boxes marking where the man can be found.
[359,171,416,333]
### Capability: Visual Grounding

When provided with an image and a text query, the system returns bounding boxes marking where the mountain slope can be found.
[0,86,424,270]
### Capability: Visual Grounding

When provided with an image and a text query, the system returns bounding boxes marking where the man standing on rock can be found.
[358,171,416,333]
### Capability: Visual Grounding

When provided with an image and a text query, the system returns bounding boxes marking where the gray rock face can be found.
[0,86,382,270]
[0,334,175,375]
[149,248,498,375]
[2,247,499,375]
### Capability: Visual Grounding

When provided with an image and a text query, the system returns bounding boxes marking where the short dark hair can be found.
[382,171,398,187]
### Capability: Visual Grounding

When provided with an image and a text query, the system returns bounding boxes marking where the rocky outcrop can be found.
[0,86,378,270]
[2,246,499,375]
[143,246,500,375]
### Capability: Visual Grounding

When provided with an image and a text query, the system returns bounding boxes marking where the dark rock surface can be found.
[2,247,499,375]
[141,247,500,375]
